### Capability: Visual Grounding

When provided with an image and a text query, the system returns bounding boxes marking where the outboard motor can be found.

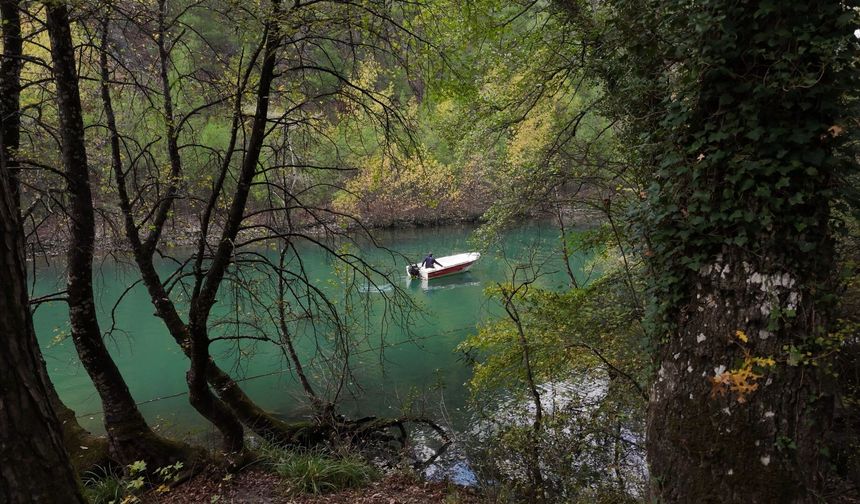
[407,264,420,278]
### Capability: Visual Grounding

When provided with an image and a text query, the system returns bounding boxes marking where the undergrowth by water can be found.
[258,444,380,495]
[81,465,124,504]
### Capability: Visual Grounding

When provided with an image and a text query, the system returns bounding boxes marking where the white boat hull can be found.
[407,252,481,280]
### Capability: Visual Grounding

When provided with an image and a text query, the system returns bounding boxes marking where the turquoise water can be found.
[33,223,589,440]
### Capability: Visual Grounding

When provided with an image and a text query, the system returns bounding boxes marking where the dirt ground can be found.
[145,468,481,504]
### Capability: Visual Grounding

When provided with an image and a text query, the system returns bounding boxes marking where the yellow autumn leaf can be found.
[752,357,776,368]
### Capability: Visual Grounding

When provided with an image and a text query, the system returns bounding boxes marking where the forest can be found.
[1,0,859,503]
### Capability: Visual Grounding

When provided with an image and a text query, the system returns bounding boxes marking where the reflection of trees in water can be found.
[452,248,648,501]
[463,376,646,502]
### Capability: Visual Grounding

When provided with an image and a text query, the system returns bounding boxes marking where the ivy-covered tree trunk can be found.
[638,2,858,502]
[45,2,196,469]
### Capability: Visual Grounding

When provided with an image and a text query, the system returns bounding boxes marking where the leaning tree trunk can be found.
[99,9,319,448]
[184,0,282,455]
[45,3,198,469]
[0,135,84,504]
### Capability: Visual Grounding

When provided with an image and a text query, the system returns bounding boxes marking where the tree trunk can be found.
[2,0,111,479]
[0,0,22,205]
[186,326,245,456]
[552,190,578,289]
[99,6,310,449]
[147,0,183,251]
[0,126,84,504]
[499,283,545,501]
[183,0,282,454]
[45,3,197,469]
[44,377,112,475]
[647,251,833,502]
[637,3,850,501]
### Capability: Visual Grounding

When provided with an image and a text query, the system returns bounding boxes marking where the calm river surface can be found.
[33,223,588,448]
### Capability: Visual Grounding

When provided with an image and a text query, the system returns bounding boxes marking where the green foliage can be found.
[458,252,648,499]
[332,144,483,225]
[82,466,124,504]
[461,261,647,395]
[81,459,184,504]
[588,1,860,333]
[154,461,185,484]
[259,445,379,495]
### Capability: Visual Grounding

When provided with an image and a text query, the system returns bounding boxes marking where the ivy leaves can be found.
[596,0,860,333]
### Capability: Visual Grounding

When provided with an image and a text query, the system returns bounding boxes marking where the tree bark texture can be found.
[0,0,22,203]
[2,0,110,480]
[45,3,193,468]
[0,120,84,504]
[642,2,853,501]
[647,254,833,502]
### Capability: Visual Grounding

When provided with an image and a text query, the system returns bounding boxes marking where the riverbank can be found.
[24,209,489,260]
[26,202,602,261]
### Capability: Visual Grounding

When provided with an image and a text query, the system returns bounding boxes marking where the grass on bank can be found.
[258,444,380,495]
[81,467,124,504]
[82,459,184,503]
[80,445,380,501]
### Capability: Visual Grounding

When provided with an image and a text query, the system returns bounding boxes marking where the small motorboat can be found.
[407,252,481,280]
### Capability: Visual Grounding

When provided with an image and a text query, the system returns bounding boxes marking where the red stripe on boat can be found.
[426,261,474,278]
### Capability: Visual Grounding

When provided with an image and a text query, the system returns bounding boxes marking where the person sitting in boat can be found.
[422,253,442,269]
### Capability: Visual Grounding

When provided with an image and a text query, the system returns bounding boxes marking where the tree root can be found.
[286,414,453,470]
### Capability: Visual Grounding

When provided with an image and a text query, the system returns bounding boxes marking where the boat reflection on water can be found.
[362,274,481,295]
[406,272,481,292]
